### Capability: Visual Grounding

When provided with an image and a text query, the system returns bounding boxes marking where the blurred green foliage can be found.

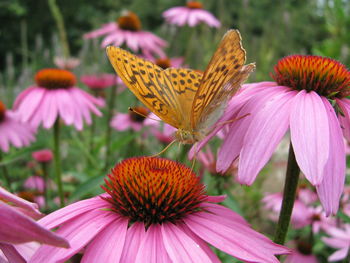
[0,0,349,76]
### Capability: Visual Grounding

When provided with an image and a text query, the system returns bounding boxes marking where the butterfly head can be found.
[175,129,205,144]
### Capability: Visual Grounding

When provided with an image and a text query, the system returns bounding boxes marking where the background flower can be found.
[163,1,221,28]
[14,68,105,130]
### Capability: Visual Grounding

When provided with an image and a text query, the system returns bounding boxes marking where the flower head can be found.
[0,100,36,152]
[80,74,117,90]
[271,55,350,98]
[322,224,350,262]
[30,157,289,263]
[206,55,350,215]
[53,56,80,70]
[163,1,221,28]
[110,106,155,132]
[14,68,104,130]
[285,240,318,263]
[84,11,167,58]
[32,149,53,163]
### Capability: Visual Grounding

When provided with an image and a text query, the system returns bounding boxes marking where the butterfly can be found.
[106,29,255,144]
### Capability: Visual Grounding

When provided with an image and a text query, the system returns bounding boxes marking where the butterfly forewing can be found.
[191,30,253,131]
[106,46,183,128]
[163,68,202,130]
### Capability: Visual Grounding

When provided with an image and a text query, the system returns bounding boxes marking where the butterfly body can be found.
[107,29,255,144]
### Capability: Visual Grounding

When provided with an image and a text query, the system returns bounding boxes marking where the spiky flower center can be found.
[155,58,172,69]
[35,68,76,89]
[117,11,141,31]
[297,240,312,255]
[186,1,203,9]
[0,100,6,122]
[102,157,207,226]
[129,106,149,123]
[271,55,350,98]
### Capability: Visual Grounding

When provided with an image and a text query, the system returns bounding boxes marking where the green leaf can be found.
[69,174,104,202]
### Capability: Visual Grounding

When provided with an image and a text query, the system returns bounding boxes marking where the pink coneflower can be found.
[14,68,104,130]
[32,149,53,163]
[111,106,155,132]
[53,56,80,70]
[262,192,311,229]
[0,101,36,152]
[163,1,221,28]
[322,224,350,262]
[215,55,350,215]
[285,240,318,263]
[30,157,289,262]
[84,11,167,58]
[0,186,69,262]
[80,74,117,90]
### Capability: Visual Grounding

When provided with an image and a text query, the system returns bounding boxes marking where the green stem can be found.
[41,162,50,211]
[53,119,65,207]
[104,84,118,169]
[273,142,300,245]
[89,113,96,153]
[0,152,12,190]
[48,0,70,58]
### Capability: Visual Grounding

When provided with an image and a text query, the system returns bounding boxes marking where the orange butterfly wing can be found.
[106,46,202,129]
[191,30,255,134]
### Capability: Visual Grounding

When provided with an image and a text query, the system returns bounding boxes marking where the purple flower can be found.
[163,1,221,28]
[84,11,167,58]
[14,68,105,130]
[30,157,289,262]
[210,55,350,215]
[0,101,36,152]
[322,224,350,261]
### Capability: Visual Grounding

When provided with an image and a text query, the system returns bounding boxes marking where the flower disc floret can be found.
[35,68,76,89]
[129,106,149,122]
[102,157,207,226]
[186,1,203,9]
[0,101,6,122]
[271,55,350,98]
[117,11,141,31]
[155,58,172,69]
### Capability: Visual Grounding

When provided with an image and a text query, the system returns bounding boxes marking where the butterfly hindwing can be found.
[191,30,255,132]
[106,46,183,128]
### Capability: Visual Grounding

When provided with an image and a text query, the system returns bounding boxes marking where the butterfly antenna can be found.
[128,107,161,122]
[150,139,177,157]
[214,113,250,128]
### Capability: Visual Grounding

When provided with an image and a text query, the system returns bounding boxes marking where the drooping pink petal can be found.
[316,98,345,215]
[135,225,172,263]
[206,195,226,203]
[336,98,350,141]
[216,86,289,172]
[0,243,26,263]
[0,203,68,248]
[290,90,329,185]
[81,217,128,263]
[0,187,42,218]
[202,202,248,226]
[84,22,117,39]
[161,222,213,262]
[120,222,146,262]
[38,196,109,229]
[179,223,221,263]
[185,212,289,263]
[237,91,296,185]
[30,209,116,263]
[328,247,349,262]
